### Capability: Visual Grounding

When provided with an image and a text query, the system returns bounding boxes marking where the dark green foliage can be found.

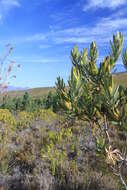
[14,97,23,110]
[0,92,43,112]
[1,95,16,111]
[22,92,30,110]
[0,91,60,113]
[42,91,60,112]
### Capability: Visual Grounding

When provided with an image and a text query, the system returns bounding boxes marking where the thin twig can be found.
[118,162,127,190]
[104,114,111,143]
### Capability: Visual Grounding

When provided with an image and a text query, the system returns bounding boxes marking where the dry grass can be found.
[113,71,127,87]
[0,71,126,100]
[0,87,55,102]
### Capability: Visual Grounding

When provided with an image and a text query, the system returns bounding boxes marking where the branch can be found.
[118,162,127,190]
[111,158,127,190]
[104,114,111,143]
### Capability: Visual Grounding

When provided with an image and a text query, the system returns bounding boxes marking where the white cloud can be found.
[55,37,94,44]
[50,8,127,44]
[25,34,46,42]
[39,44,52,49]
[0,14,2,20]
[12,15,127,46]
[0,0,20,22]
[10,33,47,44]
[83,0,126,11]
[1,0,20,7]
[10,7,127,48]
[52,14,127,45]
[15,57,65,64]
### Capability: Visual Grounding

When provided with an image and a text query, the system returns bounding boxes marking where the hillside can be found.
[0,71,126,102]
[4,72,127,98]
[4,86,55,98]
[113,71,127,87]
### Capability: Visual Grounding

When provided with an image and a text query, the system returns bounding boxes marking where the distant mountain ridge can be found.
[6,65,126,92]
[7,86,29,91]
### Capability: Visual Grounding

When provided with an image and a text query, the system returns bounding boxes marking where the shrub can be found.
[17,111,35,129]
[0,109,16,173]
[38,109,57,123]
[0,109,16,127]
[56,32,127,189]
[42,91,60,112]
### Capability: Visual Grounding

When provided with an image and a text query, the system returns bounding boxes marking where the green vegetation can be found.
[2,86,55,99]
[0,106,120,189]
[0,32,127,189]
[56,32,127,189]
[0,91,60,113]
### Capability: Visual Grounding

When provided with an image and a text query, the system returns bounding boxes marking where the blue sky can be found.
[0,0,127,88]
